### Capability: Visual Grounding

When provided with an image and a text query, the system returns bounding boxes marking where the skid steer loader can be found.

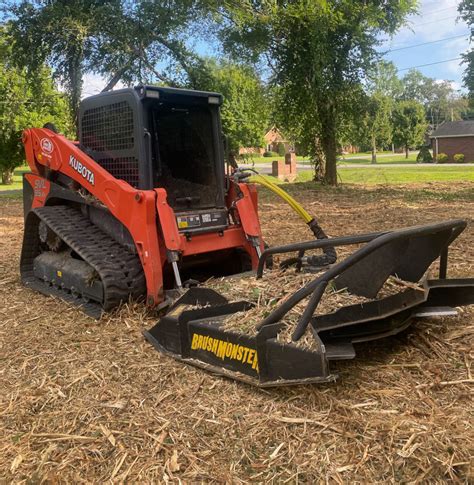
[21,85,474,386]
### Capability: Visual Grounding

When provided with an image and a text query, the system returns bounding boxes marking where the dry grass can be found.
[1,182,473,483]
[211,272,419,349]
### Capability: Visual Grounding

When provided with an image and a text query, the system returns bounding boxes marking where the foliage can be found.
[192,59,269,160]
[453,153,466,163]
[458,0,473,106]
[392,100,427,158]
[263,151,279,158]
[277,143,286,156]
[219,0,417,185]
[416,146,433,163]
[367,60,403,99]
[7,0,210,127]
[400,69,470,126]
[0,26,72,184]
[355,92,393,163]
[436,153,449,164]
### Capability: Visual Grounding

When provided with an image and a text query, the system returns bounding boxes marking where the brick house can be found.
[430,120,474,162]
[239,126,292,155]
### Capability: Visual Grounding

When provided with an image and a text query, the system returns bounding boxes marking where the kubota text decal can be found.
[69,155,95,185]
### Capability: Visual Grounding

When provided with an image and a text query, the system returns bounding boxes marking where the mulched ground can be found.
[1,182,473,483]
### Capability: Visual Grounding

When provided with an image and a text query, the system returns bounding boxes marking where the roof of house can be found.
[430,120,474,138]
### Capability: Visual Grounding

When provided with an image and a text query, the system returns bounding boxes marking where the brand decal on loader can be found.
[69,155,95,185]
[191,333,259,372]
[40,138,54,155]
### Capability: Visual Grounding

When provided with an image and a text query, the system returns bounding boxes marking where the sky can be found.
[378,0,470,91]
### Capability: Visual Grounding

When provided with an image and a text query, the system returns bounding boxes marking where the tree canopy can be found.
[7,0,211,126]
[458,0,473,107]
[392,100,427,158]
[400,69,469,127]
[0,26,72,184]
[218,0,417,184]
[193,60,269,161]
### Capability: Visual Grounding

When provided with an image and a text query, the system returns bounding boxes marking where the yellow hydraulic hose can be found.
[248,173,313,224]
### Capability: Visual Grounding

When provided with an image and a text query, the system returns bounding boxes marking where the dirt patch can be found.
[1,183,473,482]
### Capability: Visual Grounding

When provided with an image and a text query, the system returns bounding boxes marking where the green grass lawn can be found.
[337,153,418,165]
[240,152,420,165]
[0,166,29,191]
[295,165,474,184]
[340,150,394,158]
[238,154,308,164]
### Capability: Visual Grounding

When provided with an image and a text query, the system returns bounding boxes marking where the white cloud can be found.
[81,73,125,99]
[386,0,468,45]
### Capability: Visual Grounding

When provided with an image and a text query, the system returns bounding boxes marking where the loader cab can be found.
[78,85,226,212]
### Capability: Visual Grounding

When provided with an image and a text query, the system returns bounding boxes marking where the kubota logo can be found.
[69,155,95,186]
[40,138,54,154]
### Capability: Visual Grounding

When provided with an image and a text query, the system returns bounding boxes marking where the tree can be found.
[357,93,393,164]
[192,59,269,163]
[458,0,473,106]
[219,0,416,185]
[8,0,108,127]
[0,27,71,184]
[392,100,427,159]
[369,61,403,99]
[8,0,210,128]
[401,69,469,126]
[357,61,398,163]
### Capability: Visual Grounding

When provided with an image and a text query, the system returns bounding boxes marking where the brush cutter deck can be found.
[144,219,474,386]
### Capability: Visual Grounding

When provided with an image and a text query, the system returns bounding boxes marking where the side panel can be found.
[24,173,50,209]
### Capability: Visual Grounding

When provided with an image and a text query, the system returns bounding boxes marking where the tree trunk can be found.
[1,169,14,185]
[320,104,338,186]
[371,134,377,164]
[312,136,326,182]
[321,131,338,186]
[405,145,409,159]
[67,46,84,136]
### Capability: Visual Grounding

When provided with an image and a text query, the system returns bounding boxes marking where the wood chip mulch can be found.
[1,182,473,482]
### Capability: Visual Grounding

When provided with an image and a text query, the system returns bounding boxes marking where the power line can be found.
[385,34,469,52]
[419,5,458,17]
[398,57,463,72]
[421,0,458,9]
[408,15,459,27]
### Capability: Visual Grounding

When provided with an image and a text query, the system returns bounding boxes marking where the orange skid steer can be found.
[20,85,474,386]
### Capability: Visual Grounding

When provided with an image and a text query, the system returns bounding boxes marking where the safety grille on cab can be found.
[80,100,139,187]
[81,101,134,151]
[98,157,139,188]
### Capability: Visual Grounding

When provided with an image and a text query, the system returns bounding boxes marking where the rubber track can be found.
[24,205,146,317]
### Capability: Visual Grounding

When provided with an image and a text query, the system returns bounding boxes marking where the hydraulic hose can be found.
[242,168,337,268]
[248,172,313,223]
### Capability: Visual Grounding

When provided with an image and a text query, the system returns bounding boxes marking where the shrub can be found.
[416,146,433,163]
[263,151,279,157]
[436,152,449,164]
[453,153,465,163]
[277,143,286,156]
